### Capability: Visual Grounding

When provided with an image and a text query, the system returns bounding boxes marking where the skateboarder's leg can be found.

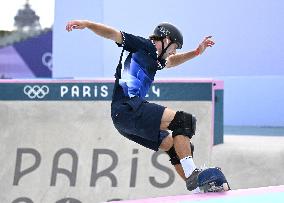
[160,108,230,192]
[160,135,194,180]
[160,108,197,178]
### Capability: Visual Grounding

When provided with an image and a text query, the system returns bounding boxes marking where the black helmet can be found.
[153,22,183,49]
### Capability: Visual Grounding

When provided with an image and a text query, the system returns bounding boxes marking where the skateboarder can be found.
[66,20,229,192]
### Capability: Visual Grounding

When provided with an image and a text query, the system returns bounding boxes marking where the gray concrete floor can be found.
[211,135,284,189]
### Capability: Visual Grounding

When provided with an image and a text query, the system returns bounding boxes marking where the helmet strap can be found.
[158,39,173,61]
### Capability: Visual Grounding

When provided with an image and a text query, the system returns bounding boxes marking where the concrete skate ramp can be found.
[0,79,222,203]
[211,135,284,190]
[107,185,284,203]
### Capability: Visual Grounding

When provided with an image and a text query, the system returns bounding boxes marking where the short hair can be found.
[149,35,165,41]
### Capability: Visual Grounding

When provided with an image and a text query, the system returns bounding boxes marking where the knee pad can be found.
[168,111,196,139]
[166,143,195,165]
[190,142,195,157]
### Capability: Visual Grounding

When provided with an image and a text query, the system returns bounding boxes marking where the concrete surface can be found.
[0,101,213,203]
[1,100,283,203]
[211,135,284,190]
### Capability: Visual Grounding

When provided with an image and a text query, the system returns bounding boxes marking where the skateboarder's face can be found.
[156,38,178,59]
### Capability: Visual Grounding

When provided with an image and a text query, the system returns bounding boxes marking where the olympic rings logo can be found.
[23,85,50,99]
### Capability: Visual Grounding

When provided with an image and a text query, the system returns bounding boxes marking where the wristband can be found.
[194,48,200,56]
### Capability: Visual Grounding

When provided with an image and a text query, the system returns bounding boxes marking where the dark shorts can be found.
[111,96,169,151]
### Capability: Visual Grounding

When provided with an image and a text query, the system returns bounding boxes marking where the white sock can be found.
[192,187,201,193]
[180,156,196,178]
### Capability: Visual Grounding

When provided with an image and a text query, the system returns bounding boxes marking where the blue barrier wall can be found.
[0,79,224,144]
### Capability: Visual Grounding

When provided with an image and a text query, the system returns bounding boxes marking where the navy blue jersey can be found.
[111,32,169,151]
[116,32,166,98]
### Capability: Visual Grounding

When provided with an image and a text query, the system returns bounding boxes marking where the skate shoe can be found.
[186,168,203,191]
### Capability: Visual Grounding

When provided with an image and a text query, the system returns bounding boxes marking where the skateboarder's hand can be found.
[195,36,215,55]
[66,20,90,32]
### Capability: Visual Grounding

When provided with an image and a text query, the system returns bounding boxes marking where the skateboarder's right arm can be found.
[66,20,122,44]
